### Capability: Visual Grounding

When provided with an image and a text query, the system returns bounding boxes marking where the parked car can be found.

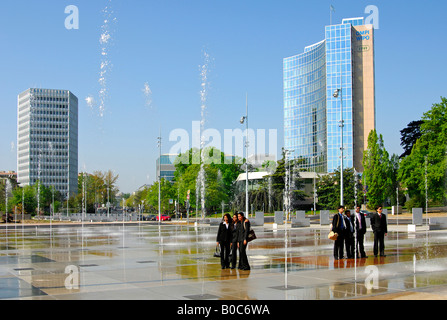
[137,214,153,221]
[156,215,172,221]
[147,215,157,221]
[360,210,373,218]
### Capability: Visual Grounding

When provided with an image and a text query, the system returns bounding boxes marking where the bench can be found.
[429,217,447,230]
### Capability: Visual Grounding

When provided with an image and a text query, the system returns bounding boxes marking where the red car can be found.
[156,215,172,221]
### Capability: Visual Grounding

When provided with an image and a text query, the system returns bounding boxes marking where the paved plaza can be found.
[1,220,447,300]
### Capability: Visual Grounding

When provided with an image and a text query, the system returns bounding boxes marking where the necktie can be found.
[340,214,345,229]
[357,213,362,229]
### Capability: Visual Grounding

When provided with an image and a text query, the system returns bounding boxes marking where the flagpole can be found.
[330,6,332,25]
[330,5,335,25]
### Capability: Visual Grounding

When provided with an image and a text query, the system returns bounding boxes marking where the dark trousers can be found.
[345,235,355,258]
[356,233,367,258]
[230,241,238,268]
[219,241,231,268]
[238,241,250,270]
[373,231,385,256]
[334,235,344,260]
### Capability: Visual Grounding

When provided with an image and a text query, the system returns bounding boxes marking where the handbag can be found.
[328,231,338,241]
[328,215,340,241]
[247,229,257,243]
[244,221,257,243]
[214,245,221,258]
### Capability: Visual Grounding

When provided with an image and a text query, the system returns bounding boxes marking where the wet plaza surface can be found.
[1,222,447,300]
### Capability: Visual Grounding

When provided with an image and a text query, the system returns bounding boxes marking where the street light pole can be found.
[340,62,344,207]
[158,131,162,224]
[333,59,344,207]
[240,94,249,217]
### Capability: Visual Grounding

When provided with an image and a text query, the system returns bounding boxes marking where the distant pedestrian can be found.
[370,206,388,257]
[216,214,232,269]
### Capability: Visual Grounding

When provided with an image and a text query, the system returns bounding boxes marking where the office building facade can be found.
[17,88,78,196]
[156,154,178,182]
[284,17,375,173]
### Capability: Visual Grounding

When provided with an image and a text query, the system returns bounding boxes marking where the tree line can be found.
[3,97,445,216]
[1,170,119,216]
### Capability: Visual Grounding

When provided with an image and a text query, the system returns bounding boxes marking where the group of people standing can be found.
[216,212,251,271]
[332,205,388,260]
[216,205,389,268]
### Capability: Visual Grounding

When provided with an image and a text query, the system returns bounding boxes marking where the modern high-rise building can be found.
[156,154,178,182]
[284,17,375,174]
[17,88,79,197]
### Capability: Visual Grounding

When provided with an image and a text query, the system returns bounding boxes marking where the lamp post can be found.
[312,155,318,213]
[107,186,110,218]
[157,132,162,224]
[283,149,294,289]
[333,86,344,206]
[240,95,249,217]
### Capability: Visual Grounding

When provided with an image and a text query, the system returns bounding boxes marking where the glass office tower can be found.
[17,88,79,196]
[284,40,327,173]
[284,17,375,174]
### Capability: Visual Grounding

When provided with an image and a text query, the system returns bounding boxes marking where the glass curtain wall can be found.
[284,40,327,173]
[325,22,355,173]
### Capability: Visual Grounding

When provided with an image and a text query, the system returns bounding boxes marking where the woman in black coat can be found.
[216,214,232,269]
[237,212,251,271]
[230,214,239,269]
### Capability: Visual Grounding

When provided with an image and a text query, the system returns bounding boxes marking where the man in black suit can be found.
[332,206,346,260]
[344,210,355,259]
[370,206,388,257]
[353,206,368,258]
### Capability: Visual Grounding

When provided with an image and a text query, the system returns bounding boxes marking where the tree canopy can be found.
[398,97,447,208]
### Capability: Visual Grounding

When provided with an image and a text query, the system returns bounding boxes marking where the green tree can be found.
[9,183,61,216]
[145,179,177,214]
[398,97,447,209]
[316,168,362,210]
[174,147,243,214]
[400,120,424,159]
[362,130,393,209]
[260,149,307,212]
[10,185,35,215]
[72,170,120,213]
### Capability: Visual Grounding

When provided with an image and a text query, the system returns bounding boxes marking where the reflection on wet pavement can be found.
[1,223,447,300]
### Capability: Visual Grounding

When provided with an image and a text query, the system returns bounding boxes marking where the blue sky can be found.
[0,0,446,193]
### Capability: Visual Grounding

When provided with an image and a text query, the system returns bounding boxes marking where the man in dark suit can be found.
[370,206,388,257]
[332,206,346,260]
[344,210,355,259]
[353,206,368,258]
